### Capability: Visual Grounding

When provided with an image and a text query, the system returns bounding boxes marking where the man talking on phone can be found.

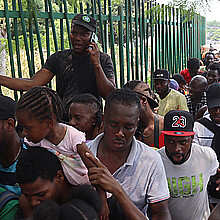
[0,14,115,107]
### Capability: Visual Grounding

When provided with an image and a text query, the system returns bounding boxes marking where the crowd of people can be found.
[0,13,220,220]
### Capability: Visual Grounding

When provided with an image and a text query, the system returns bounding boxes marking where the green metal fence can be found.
[0,0,206,99]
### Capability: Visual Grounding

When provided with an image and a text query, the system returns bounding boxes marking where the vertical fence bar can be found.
[60,1,64,51]
[108,0,117,87]
[139,0,144,80]
[28,1,35,74]
[48,0,59,52]
[135,0,139,79]
[118,5,124,87]
[63,0,72,49]
[150,0,154,87]
[97,0,106,52]
[12,0,22,98]
[125,0,130,82]
[142,0,147,81]
[161,4,165,69]
[3,0,16,97]
[18,0,34,77]
[129,0,134,80]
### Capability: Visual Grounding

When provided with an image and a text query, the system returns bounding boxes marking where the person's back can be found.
[180,57,202,85]
[0,187,19,220]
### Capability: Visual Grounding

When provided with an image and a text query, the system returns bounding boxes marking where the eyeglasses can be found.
[71,31,91,38]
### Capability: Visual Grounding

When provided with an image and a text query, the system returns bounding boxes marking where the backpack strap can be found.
[0,191,18,212]
[197,118,220,134]
[154,115,159,148]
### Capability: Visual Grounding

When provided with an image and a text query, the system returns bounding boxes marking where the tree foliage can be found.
[207,20,220,42]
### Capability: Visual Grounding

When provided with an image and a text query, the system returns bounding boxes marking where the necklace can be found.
[13,146,21,162]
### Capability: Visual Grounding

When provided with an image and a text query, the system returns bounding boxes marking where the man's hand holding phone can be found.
[88,33,100,66]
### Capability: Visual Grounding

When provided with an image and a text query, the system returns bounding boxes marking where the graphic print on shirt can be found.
[167,173,203,197]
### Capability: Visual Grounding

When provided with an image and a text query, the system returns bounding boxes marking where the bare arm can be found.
[85,151,147,220]
[0,68,54,91]
[150,200,171,220]
[88,41,115,100]
[77,143,109,220]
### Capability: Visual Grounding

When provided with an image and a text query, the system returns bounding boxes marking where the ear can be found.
[92,114,96,125]
[5,118,15,132]
[45,118,54,128]
[55,170,65,183]
[140,96,147,106]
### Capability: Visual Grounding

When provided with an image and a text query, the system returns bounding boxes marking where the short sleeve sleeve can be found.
[100,53,115,79]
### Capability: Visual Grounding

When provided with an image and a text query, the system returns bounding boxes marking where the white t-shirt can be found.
[25,123,89,185]
[193,114,220,147]
[158,144,219,220]
[87,133,170,218]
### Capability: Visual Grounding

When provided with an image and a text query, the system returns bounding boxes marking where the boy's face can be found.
[20,176,60,208]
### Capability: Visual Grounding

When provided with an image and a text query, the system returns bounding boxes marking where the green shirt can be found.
[0,187,19,220]
[157,89,189,116]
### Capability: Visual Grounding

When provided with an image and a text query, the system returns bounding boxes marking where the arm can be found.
[85,151,147,220]
[149,200,171,220]
[77,143,109,220]
[0,68,54,91]
[88,41,115,100]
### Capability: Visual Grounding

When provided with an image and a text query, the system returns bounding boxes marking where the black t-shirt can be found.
[43,49,114,104]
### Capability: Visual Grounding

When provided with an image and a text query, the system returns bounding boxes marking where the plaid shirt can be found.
[185,92,207,116]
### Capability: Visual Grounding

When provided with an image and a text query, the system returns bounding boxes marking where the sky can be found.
[203,0,220,21]
[157,0,220,21]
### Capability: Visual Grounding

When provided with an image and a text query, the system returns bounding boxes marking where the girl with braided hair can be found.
[15,86,109,220]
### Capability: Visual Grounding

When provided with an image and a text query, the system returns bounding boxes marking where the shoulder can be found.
[135,140,164,165]
[170,89,186,98]
[192,143,217,161]
[62,123,86,143]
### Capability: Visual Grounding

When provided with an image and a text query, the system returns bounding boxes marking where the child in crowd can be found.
[68,93,103,140]
[15,86,108,219]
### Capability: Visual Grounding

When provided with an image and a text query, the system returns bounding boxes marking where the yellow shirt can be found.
[157,89,189,116]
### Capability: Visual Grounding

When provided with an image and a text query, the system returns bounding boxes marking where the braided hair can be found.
[16,86,64,122]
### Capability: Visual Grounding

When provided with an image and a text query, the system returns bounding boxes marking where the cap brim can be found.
[161,131,195,136]
[72,20,95,32]
[153,78,168,80]
[207,99,220,109]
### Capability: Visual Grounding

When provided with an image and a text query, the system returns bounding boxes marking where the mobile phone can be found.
[89,33,98,50]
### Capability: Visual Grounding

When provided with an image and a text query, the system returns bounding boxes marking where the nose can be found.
[69,118,76,127]
[173,143,182,153]
[116,127,124,138]
[22,128,28,136]
[30,196,41,208]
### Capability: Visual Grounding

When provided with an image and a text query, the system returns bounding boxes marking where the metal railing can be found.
[0,0,206,99]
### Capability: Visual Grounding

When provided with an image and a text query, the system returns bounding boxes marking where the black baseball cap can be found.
[153,69,170,80]
[0,95,16,120]
[72,14,96,32]
[161,110,195,136]
[207,83,220,109]
[173,74,187,85]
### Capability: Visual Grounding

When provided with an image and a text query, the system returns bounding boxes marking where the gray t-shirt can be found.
[87,133,170,218]
[158,144,219,220]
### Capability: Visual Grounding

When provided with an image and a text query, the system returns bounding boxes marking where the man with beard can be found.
[204,52,215,71]
[185,75,207,119]
[0,14,115,109]
[153,69,188,116]
[158,110,220,220]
